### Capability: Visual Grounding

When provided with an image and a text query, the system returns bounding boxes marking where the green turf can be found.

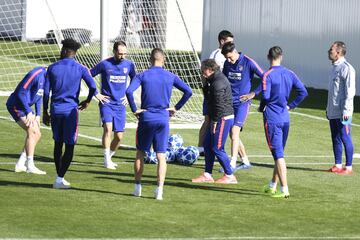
[0,94,360,239]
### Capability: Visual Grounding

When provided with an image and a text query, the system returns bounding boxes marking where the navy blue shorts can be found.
[7,104,28,122]
[264,120,289,160]
[136,120,169,153]
[99,103,126,132]
[51,108,78,144]
[233,101,251,128]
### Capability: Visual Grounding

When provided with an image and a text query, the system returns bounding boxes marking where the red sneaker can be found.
[337,168,353,175]
[192,173,215,183]
[215,175,238,184]
[327,165,343,173]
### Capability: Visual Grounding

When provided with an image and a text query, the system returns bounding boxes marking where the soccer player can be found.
[43,38,109,189]
[126,48,192,200]
[192,59,237,184]
[260,46,308,198]
[91,41,136,170]
[198,30,234,156]
[326,41,355,174]
[6,66,47,174]
[222,42,264,171]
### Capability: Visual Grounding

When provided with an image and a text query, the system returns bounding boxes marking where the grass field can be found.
[0,92,360,239]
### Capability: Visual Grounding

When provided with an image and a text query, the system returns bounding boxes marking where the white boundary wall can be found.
[202,0,360,95]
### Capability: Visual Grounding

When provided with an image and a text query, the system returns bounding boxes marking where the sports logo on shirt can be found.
[123,68,128,74]
[110,75,126,83]
[229,72,242,80]
[36,89,44,96]
[239,65,244,71]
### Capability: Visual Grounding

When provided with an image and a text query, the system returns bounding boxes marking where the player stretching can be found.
[43,39,108,189]
[126,48,192,200]
[260,46,308,198]
[6,66,47,174]
[91,41,136,170]
[222,42,264,171]
[192,59,237,184]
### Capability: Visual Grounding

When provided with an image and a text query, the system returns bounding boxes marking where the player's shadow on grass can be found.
[0,154,52,163]
[68,168,189,182]
[0,167,15,173]
[252,162,324,172]
[0,179,134,197]
[97,176,262,196]
[0,180,50,188]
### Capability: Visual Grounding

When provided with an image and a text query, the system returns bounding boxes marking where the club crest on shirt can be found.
[239,65,244,71]
[123,68,128,74]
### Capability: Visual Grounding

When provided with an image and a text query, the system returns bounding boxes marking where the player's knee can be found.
[211,147,221,156]
[114,132,123,141]
[36,130,42,141]
[156,152,166,162]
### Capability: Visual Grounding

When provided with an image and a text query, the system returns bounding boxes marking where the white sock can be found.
[26,156,35,169]
[110,150,116,157]
[225,174,234,178]
[269,180,277,189]
[230,156,237,168]
[104,148,110,162]
[156,186,163,194]
[346,166,352,170]
[204,172,212,178]
[335,164,342,169]
[56,176,64,183]
[197,147,204,153]
[281,186,289,195]
[134,183,142,194]
[17,151,27,165]
[241,156,250,165]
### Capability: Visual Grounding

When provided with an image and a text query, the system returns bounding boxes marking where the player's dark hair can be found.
[221,42,236,55]
[218,30,233,44]
[201,59,220,72]
[267,46,283,61]
[113,40,127,51]
[150,48,165,63]
[333,41,346,56]
[61,38,81,52]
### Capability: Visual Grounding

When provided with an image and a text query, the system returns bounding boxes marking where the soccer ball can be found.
[144,150,157,164]
[168,134,184,150]
[165,148,176,163]
[175,146,186,163]
[177,146,199,166]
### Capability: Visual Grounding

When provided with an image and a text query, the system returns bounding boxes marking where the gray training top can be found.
[326,57,356,120]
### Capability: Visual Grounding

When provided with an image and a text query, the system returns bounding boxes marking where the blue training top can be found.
[261,65,308,123]
[126,66,193,122]
[91,58,136,105]
[44,57,98,114]
[6,66,46,116]
[222,52,264,106]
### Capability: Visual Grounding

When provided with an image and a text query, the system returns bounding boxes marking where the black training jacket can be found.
[203,70,234,122]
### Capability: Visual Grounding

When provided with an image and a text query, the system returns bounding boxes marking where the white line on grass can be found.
[0,161,359,166]
[1,237,360,240]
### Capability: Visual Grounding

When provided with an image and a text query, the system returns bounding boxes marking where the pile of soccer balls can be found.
[144,134,199,166]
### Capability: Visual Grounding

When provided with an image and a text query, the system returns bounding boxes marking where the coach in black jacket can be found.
[192,59,238,184]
